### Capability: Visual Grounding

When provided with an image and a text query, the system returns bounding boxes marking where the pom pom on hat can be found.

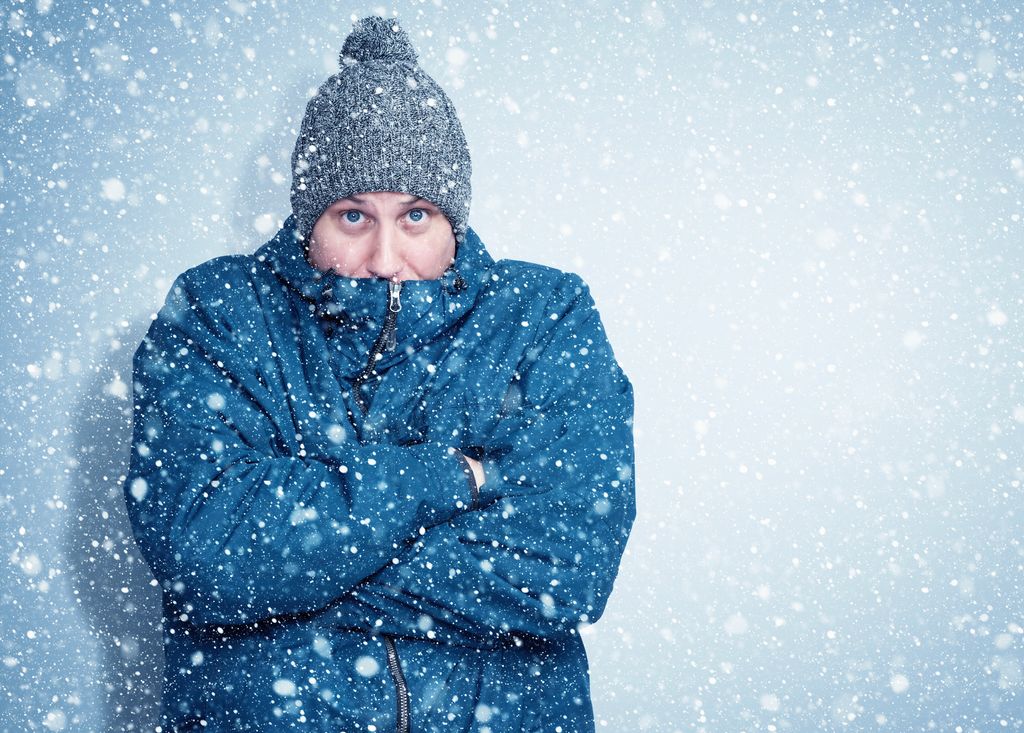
[340,16,418,66]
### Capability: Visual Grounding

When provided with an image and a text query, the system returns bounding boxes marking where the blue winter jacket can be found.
[124,216,636,732]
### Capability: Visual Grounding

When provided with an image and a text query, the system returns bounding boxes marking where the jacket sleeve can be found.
[124,266,475,628]
[342,273,636,644]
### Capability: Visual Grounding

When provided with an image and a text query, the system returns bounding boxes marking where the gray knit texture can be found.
[289,15,472,243]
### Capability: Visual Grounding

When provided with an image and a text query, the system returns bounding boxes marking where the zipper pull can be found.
[384,279,402,351]
[388,279,403,313]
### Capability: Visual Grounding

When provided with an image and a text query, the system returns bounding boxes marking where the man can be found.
[125,15,635,732]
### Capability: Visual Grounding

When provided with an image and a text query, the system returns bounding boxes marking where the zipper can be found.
[348,280,412,732]
[351,279,402,415]
[382,634,411,733]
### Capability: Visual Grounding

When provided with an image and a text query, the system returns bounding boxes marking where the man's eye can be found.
[408,208,428,223]
[343,210,362,223]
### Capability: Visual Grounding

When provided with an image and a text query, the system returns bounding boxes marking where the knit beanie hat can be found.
[289,15,472,244]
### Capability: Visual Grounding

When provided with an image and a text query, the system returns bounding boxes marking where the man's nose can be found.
[366,227,403,280]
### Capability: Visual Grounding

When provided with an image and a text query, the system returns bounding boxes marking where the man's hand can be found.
[462,454,485,492]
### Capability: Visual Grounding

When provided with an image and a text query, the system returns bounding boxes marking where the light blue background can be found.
[2,1,1021,730]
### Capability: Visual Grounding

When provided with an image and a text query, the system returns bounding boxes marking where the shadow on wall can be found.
[64,318,164,733]
[60,61,319,733]
[225,65,314,254]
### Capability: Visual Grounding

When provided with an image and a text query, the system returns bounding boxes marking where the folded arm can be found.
[339,274,637,646]
[124,267,475,627]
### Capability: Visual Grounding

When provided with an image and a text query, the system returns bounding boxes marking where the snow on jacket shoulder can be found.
[124,216,636,733]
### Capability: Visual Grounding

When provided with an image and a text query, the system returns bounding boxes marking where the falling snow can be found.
[2,2,1023,732]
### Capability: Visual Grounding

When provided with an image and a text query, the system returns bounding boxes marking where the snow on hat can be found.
[289,15,472,244]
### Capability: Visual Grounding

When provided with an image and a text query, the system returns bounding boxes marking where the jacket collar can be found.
[255,214,495,358]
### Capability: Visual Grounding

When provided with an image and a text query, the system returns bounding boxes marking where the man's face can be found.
[307,191,456,281]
